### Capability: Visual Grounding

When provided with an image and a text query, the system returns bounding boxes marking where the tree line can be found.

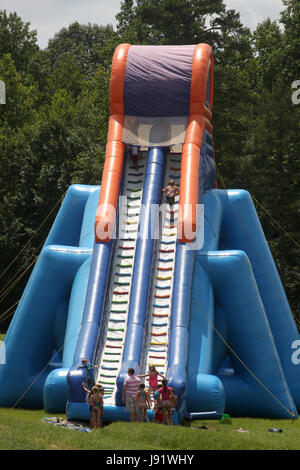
[0,0,299,331]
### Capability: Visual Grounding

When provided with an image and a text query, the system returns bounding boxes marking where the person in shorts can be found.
[162,180,179,207]
[89,386,104,429]
[158,379,173,425]
[122,368,141,422]
[134,383,151,423]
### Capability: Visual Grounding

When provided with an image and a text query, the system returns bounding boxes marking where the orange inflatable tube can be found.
[94,44,130,242]
[178,44,214,243]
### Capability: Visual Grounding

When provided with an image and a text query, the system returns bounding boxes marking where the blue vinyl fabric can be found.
[115,147,167,406]
[0,102,299,419]
[219,190,300,411]
[188,188,298,419]
[186,189,226,415]
[66,152,128,411]
[1,184,299,419]
[0,184,98,409]
[166,131,217,421]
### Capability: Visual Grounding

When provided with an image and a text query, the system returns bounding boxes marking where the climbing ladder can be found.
[141,152,181,391]
[95,152,146,403]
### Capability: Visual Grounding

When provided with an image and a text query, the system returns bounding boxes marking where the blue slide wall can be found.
[116,147,167,404]
[0,184,98,408]
[0,156,299,421]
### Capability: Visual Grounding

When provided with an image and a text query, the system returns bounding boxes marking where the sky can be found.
[0,0,285,49]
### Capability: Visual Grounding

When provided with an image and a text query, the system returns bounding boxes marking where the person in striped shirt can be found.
[122,368,141,422]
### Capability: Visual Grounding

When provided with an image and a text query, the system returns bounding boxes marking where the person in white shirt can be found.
[122,368,141,422]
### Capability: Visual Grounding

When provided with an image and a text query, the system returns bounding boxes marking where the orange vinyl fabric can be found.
[178,43,214,243]
[95,42,214,243]
[94,44,130,242]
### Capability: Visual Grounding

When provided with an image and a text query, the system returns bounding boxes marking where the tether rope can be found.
[0,183,97,317]
[192,297,296,420]
[0,191,67,283]
[11,327,82,410]
[215,165,300,328]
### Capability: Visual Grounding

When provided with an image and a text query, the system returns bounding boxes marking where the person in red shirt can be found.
[158,379,175,425]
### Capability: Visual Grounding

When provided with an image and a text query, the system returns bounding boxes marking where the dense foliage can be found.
[0,0,299,330]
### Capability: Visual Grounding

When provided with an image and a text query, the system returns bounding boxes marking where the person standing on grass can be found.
[158,379,173,425]
[122,368,141,422]
[82,382,105,419]
[153,406,164,424]
[134,383,152,423]
[153,394,164,424]
[89,386,104,429]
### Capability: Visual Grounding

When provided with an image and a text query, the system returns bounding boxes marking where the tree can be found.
[0,54,38,130]
[46,21,118,77]
[116,0,135,36]
[241,18,300,321]
[0,17,111,330]
[280,0,300,81]
[0,10,39,74]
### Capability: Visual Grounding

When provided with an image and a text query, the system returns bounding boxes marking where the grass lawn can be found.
[0,332,298,451]
[0,407,299,450]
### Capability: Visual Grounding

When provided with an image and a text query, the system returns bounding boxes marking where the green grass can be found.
[0,331,298,450]
[0,408,299,450]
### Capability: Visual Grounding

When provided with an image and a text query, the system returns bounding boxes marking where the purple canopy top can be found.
[124,45,195,118]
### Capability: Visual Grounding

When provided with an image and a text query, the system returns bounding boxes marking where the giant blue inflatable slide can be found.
[0,44,299,423]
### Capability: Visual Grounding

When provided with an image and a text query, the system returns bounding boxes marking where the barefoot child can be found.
[154,406,163,423]
[134,383,151,423]
[158,379,173,425]
[137,365,166,397]
[82,383,105,420]
[89,385,104,429]
[152,390,164,424]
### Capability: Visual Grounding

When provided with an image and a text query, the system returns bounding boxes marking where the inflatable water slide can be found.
[1,44,300,423]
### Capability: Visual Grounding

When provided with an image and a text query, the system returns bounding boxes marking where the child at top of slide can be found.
[130,145,140,171]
